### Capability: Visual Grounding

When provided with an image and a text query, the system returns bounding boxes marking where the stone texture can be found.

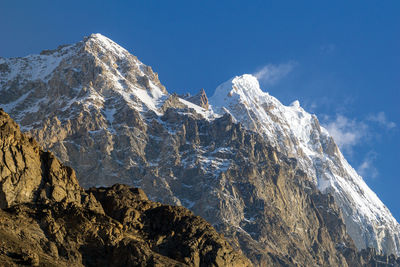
[0,109,250,267]
[184,89,209,110]
[209,74,400,257]
[0,109,83,208]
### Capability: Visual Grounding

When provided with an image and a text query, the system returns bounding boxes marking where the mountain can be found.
[1,33,399,265]
[210,74,400,256]
[0,108,251,266]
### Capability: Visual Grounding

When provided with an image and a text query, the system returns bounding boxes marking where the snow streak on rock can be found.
[210,74,400,256]
[1,34,399,260]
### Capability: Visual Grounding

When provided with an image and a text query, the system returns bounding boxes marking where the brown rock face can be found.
[0,109,83,208]
[184,89,209,110]
[3,104,399,266]
[90,184,251,267]
[0,109,250,267]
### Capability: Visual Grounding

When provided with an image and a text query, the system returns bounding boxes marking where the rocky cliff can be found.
[183,89,210,110]
[0,109,250,267]
[1,100,398,267]
[210,74,400,256]
[1,34,400,266]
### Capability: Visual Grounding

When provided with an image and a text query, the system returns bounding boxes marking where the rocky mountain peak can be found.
[210,73,400,257]
[83,33,131,57]
[0,33,169,132]
[183,88,209,110]
[2,34,400,264]
[79,33,168,95]
[210,74,264,108]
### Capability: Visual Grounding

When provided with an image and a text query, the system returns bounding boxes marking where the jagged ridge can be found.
[209,74,400,256]
[0,109,250,266]
[1,34,399,265]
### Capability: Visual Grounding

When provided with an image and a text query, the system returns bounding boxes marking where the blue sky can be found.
[1,1,399,220]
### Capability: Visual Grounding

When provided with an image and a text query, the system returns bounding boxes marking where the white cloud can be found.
[367,111,396,129]
[253,62,297,85]
[322,111,396,154]
[323,114,368,154]
[357,152,378,179]
[322,111,395,180]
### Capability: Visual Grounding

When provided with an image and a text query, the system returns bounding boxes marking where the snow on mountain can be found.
[1,34,399,259]
[0,44,79,83]
[0,33,217,186]
[0,34,168,125]
[210,74,400,256]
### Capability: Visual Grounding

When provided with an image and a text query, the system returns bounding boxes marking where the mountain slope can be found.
[0,33,172,188]
[1,34,399,265]
[210,74,400,256]
[2,99,396,266]
[0,108,251,267]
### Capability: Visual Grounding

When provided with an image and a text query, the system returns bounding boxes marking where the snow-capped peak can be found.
[290,100,300,108]
[84,33,130,59]
[211,74,264,107]
[0,33,168,126]
[210,74,313,143]
[210,74,400,256]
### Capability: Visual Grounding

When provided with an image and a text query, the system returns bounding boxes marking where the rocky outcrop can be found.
[89,184,250,267]
[184,89,209,110]
[0,109,250,267]
[0,109,84,208]
[138,109,400,266]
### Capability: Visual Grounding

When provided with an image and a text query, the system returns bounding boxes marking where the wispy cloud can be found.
[357,151,379,179]
[322,111,396,179]
[253,62,297,85]
[322,111,395,154]
[367,111,396,129]
[304,95,355,114]
[323,114,368,154]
